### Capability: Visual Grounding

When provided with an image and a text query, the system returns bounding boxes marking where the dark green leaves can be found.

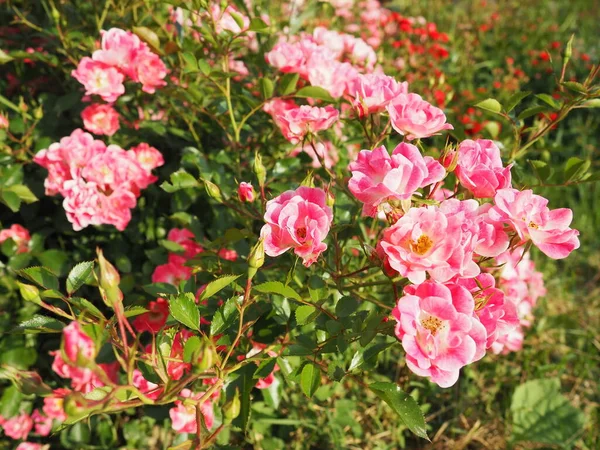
[66,261,94,295]
[199,274,241,301]
[505,91,531,113]
[295,305,317,325]
[13,315,65,333]
[300,363,321,398]
[369,382,429,440]
[169,293,200,331]
[160,170,200,193]
[474,98,502,114]
[295,86,334,102]
[18,266,59,291]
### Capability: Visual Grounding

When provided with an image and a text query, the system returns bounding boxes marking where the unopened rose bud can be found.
[0,114,9,129]
[204,179,223,203]
[61,322,96,366]
[247,238,265,279]
[325,184,335,208]
[223,389,241,424]
[18,282,42,305]
[97,248,123,308]
[16,370,53,396]
[238,182,255,202]
[300,171,314,187]
[191,337,217,374]
[254,152,267,187]
[34,106,44,120]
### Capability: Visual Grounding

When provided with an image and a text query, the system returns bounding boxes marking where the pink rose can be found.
[31,410,52,436]
[238,182,256,202]
[169,389,214,433]
[92,28,144,79]
[43,389,69,421]
[274,104,340,144]
[152,261,192,285]
[81,103,120,136]
[16,443,49,450]
[261,186,333,267]
[132,298,169,334]
[136,51,168,94]
[393,280,487,387]
[72,57,125,103]
[377,205,477,283]
[387,93,453,140]
[306,57,359,98]
[348,143,445,217]
[0,224,31,254]
[167,330,195,381]
[210,4,249,34]
[490,326,524,355]
[347,73,408,116]
[132,369,163,400]
[1,413,33,440]
[130,143,164,172]
[454,139,512,198]
[62,322,96,364]
[0,113,9,129]
[265,41,306,74]
[489,188,580,259]
[167,228,203,259]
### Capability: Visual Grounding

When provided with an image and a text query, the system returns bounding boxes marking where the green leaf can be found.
[210,296,239,335]
[229,11,246,32]
[181,52,198,73]
[535,93,561,109]
[511,378,585,446]
[197,59,211,76]
[300,363,321,398]
[1,189,21,211]
[160,171,200,193]
[562,81,587,94]
[142,282,179,296]
[0,48,14,64]
[249,17,270,33]
[278,73,300,96]
[254,358,277,379]
[474,98,502,114]
[67,261,94,295]
[133,26,161,53]
[7,184,38,203]
[37,250,69,276]
[295,305,317,325]
[199,274,241,301]
[295,86,335,102]
[13,314,65,333]
[254,281,302,301]
[19,266,59,291]
[518,105,547,120]
[69,297,106,320]
[259,78,275,100]
[123,306,149,318]
[528,160,553,183]
[183,336,202,363]
[335,296,359,318]
[348,341,394,371]
[0,385,23,417]
[169,293,200,331]
[563,157,591,182]
[580,98,600,108]
[369,382,429,440]
[505,91,531,113]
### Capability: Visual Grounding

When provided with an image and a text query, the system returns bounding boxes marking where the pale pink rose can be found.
[347,73,408,116]
[210,4,249,34]
[261,186,333,267]
[72,57,125,103]
[229,59,249,80]
[0,113,8,129]
[61,180,103,231]
[348,143,445,217]
[312,27,346,58]
[472,203,510,257]
[136,51,168,93]
[453,274,519,349]
[16,443,49,450]
[81,103,120,136]
[491,325,524,355]
[152,261,192,285]
[43,388,69,421]
[92,28,144,79]
[454,139,512,198]
[31,410,52,436]
[431,188,454,201]
[132,298,169,334]
[1,413,33,440]
[393,281,487,387]
[275,104,340,144]
[265,41,306,73]
[99,188,137,231]
[489,188,580,259]
[132,369,163,400]
[0,224,31,254]
[218,248,238,261]
[387,93,453,140]
[496,248,547,310]
[306,57,359,98]
[344,36,377,70]
[167,228,203,259]
[169,389,214,433]
[130,143,164,172]
[238,182,255,202]
[377,205,476,284]
[290,141,339,169]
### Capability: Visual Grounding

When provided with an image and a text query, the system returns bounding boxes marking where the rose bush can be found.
[0,0,598,448]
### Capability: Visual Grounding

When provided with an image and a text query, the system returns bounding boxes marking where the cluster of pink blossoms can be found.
[72,28,167,102]
[0,224,31,253]
[33,129,164,231]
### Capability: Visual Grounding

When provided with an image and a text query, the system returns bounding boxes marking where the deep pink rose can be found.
[387,93,453,140]
[393,281,486,387]
[72,57,125,103]
[260,186,333,267]
[272,103,340,144]
[454,139,512,198]
[1,413,33,440]
[238,182,256,202]
[489,188,580,259]
[169,389,214,433]
[348,143,445,217]
[0,224,31,254]
[347,73,408,116]
[132,298,169,334]
[81,103,120,136]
